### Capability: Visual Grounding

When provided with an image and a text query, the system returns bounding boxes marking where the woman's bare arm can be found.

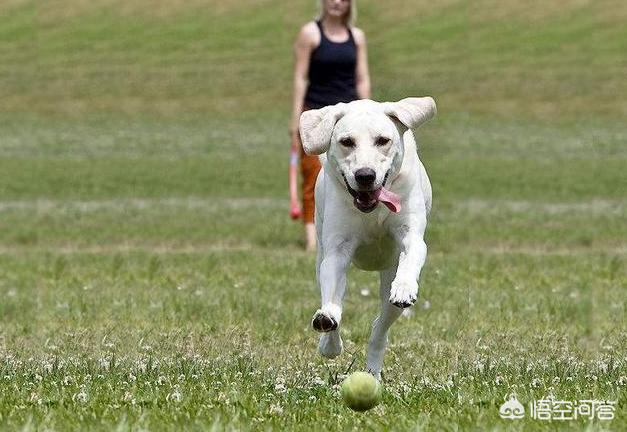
[289,23,318,218]
[353,27,371,100]
[290,23,317,137]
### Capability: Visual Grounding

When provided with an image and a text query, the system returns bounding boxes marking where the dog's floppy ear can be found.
[382,97,437,130]
[299,103,347,155]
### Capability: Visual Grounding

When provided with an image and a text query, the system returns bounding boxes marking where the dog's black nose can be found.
[354,168,376,187]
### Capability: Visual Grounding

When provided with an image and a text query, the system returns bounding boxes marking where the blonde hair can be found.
[317,0,356,27]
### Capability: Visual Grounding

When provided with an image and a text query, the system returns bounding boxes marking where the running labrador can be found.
[299,97,437,379]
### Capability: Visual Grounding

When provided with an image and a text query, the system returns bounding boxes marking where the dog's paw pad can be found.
[389,281,418,309]
[390,298,416,308]
[312,311,338,332]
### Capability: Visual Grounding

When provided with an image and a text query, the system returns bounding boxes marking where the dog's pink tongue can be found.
[376,187,402,213]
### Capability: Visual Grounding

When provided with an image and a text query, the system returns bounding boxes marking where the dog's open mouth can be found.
[342,173,402,214]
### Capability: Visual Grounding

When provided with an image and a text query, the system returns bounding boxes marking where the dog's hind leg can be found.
[318,330,343,358]
[366,265,403,379]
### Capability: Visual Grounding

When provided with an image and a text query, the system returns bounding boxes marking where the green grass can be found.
[0,0,626,430]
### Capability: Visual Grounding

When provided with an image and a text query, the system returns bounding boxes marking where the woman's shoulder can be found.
[350,26,367,45]
[297,21,321,46]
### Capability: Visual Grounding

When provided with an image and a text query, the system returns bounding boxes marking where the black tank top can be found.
[304,21,358,109]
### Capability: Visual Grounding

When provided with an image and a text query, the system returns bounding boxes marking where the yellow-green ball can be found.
[341,372,382,411]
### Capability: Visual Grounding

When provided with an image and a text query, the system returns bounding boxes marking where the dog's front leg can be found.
[312,236,356,358]
[388,216,427,308]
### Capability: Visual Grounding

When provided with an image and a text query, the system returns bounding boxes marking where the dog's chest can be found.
[351,220,399,271]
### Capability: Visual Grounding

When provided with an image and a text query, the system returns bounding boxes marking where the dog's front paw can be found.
[312,309,338,332]
[389,280,418,308]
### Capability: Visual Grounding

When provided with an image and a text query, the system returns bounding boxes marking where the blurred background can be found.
[3,0,625,118]
[1,0,625,212]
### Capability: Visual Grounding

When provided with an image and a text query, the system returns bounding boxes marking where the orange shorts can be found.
[300,143,321,224]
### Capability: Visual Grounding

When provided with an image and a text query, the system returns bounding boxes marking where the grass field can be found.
[1,0,626,430]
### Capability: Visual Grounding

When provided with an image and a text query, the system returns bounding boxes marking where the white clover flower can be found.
[531,378,542,388]
[217,392,229,404]
[72,386,88,403]
[617,376,627,386]
[156,375,167,386]
[98,357,111,371]
[494,375,504,385]
[167,389,182,403]
[29,392,42,405]
[62,376,73,386]
[474,359,485,373]
[123,391,136,405]
[268,403,283,416]
[311,376,325,386]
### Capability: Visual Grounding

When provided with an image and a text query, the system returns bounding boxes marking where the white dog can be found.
[299,97,437,379]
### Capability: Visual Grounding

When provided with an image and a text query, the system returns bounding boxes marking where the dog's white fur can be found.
[299,97,437,379]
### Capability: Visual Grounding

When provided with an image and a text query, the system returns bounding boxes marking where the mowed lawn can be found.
[1,0,626,430]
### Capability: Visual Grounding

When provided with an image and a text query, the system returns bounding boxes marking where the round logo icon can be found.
[499,393,525,420]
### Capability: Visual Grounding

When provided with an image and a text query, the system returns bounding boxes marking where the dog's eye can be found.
[339,137,355,148]
[375,137,391,147]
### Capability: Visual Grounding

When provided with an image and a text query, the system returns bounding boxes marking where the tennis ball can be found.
[341,371,382,411]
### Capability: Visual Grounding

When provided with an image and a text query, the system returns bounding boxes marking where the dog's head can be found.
[299,97,436,213]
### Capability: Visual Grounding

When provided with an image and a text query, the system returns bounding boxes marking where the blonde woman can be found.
[289,0,371,251]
